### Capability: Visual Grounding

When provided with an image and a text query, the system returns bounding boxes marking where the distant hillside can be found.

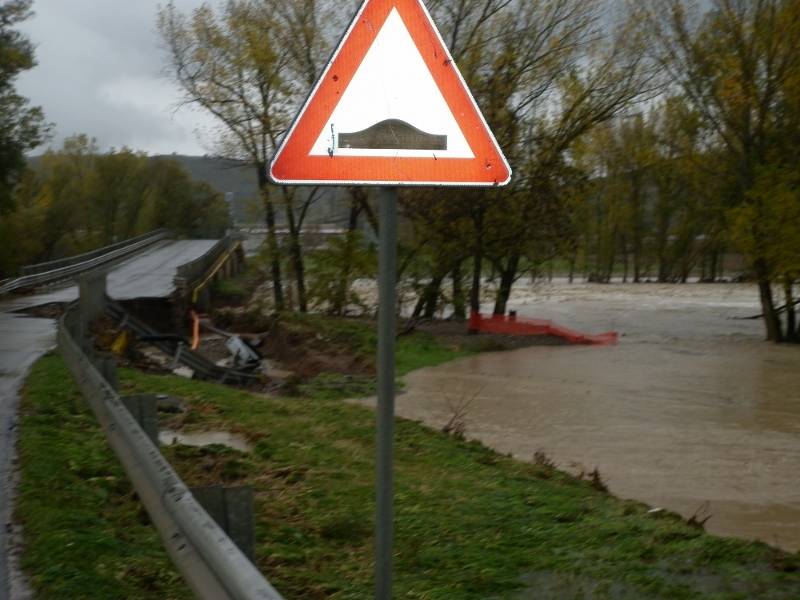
[28,153,351,227]
[156,155,353,228]
[155,155,262,224]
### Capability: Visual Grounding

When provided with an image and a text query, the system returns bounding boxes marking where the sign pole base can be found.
[376,186,397,600]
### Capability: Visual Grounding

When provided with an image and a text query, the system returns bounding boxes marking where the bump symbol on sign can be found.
[338,119,447,151]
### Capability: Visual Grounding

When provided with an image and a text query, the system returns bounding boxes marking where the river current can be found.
[395,282,800,551]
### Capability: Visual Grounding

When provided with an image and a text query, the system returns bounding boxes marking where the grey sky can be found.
[17,1,713,158]
[17,0,216,156]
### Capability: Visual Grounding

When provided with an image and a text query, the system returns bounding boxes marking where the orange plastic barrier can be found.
[190,310,201,350]
[468,312,618,346]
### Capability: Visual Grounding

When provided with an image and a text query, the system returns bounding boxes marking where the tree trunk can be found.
[568,252,576,284]
[470,252,482,315]
[452,261,466,321]
[289,228,307,313]
[257,167,284,311]
[423,275,445,319]
[632,225,642,282]
[333,199,361,315]
[785,280,797,343]
[755,261,783,342]
[604,228,617,284]
[700,252,708,282]
[412,275,444,319]
[493,255,520,316]
[621,235,629,283]
[282,189,308,313]
[632,179,643,284]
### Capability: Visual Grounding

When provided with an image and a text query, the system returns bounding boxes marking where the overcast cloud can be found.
[17,0,217,156]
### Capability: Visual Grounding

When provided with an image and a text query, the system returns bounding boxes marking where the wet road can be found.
[0,238,218,597]
[0,313,56,595]
[390,282,800,552]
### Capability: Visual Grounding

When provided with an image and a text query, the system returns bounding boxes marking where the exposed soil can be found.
[255,320,374,379]
[92,298,568,397]
[210,307,565,383]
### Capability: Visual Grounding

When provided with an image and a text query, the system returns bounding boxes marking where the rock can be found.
[172,366,194,379]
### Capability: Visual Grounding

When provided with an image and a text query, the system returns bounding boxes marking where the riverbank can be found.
[14,315,800,598]
[388,281,800,551]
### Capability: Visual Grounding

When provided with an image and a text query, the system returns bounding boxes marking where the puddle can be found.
[158,429,252,453]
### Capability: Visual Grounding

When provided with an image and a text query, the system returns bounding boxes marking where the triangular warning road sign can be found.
[269,0,511,187]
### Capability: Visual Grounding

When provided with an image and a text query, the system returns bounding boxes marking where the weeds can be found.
[441,387,481,440]
[586,467,609,493]
[687,501,713,529]
[533,449,557,469]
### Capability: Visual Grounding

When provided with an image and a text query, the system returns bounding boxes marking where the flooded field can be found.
[394,282,800,551]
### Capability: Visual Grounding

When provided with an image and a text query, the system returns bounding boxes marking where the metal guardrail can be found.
[174,234,241,301]
[20,229,170,276]
[105,300,261,386]
[58,302,283,600]
[0,230,170,296]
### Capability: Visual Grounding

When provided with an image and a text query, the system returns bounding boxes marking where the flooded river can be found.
[396,282,800,552]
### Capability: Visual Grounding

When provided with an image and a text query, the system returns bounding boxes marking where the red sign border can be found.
[269,0,512,187]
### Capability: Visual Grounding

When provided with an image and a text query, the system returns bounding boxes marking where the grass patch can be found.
[15,354,189,599]
[17,352,800,599]
[211,265,265,305]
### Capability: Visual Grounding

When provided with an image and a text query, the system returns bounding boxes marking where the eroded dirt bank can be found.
[392,282,800,551]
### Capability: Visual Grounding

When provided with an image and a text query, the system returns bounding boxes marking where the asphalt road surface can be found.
[0,238,218,598]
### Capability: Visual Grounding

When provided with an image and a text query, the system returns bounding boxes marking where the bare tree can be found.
[641,0,800,341]
[158,0,352,312]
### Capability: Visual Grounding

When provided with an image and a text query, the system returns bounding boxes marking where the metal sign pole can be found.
[376,186,398,600]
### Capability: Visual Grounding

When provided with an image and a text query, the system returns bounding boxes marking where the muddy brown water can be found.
[391,282,800,552]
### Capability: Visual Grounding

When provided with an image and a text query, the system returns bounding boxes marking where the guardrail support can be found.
[79,271,108,328]
[58,301,283,599]
[94,353,119,392]
[121,395,159,445]
[191,486,256,561]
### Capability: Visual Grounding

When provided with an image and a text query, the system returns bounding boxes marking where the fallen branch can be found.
[734,298,800,320]
[397,316,431,337]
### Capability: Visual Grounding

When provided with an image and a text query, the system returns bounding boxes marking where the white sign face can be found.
[269,0,511,187]
[309,8,473,160]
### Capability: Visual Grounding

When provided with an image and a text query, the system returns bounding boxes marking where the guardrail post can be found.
[79,271,107,329]
[58,301,283,599]
[93,352,119,391]
[191,486,256,561]
[121,395,159,445]
[173,280,189,335]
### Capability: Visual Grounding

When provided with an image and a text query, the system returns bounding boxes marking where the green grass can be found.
[17,351,800,599]
[211,265,265,304]
[15,354,189,600]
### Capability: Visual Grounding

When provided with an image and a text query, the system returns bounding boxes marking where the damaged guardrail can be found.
[105,300,261,386]
[57,272,283,600]
[174,234,244,305]
[20,229,170,276]
[0,229,170,296]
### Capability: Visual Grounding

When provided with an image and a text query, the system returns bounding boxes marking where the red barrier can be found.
[468,312,618,346]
